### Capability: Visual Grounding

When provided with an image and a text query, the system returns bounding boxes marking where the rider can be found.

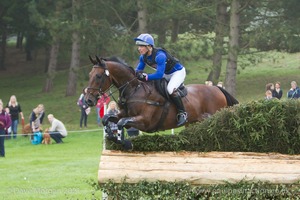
[134,33,187,126]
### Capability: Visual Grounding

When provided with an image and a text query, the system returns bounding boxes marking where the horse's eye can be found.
[96,74,102,79]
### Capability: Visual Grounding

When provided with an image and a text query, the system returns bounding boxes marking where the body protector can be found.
[143,47,179,74]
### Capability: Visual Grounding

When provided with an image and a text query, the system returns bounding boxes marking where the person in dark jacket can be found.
[77,88,89,128]
[272,82,283,99]
[30,104,45,133]
[5,95,24,139]
[0,99,12,157]
[287,81,300,99]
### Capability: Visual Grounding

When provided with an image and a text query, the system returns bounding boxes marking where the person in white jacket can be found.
[47,114,67,144]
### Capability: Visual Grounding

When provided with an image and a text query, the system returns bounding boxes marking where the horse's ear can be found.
[95,55,105,67]
[89,55,96,65]
[95,55,101,63]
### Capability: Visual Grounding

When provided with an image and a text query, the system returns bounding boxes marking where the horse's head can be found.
[85,56,112,106]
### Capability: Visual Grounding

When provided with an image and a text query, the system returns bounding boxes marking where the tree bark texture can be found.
[0,25,7,70]
[43,39,59,93]
[66,31,80,96]
[211,1,227,85]
[137,0,147,33]
[225,0,240,97]
[66,0,81,96]
[171,18,179,43]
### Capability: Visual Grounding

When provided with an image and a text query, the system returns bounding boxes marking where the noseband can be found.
[86,65,138,100]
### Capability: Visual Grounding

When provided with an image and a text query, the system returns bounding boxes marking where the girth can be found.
[125,98,170,132]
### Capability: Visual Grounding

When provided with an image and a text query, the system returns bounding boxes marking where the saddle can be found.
[154,78,188,100]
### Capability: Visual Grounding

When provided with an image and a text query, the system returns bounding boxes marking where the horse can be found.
[85,56,238,150]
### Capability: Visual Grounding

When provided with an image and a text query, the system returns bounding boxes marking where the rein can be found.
[87,73,139,103]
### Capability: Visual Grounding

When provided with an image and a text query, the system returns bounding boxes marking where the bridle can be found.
[86,65,139,102]
[86,67,109,94]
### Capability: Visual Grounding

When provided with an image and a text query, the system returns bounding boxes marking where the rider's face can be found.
[137,45,151,55]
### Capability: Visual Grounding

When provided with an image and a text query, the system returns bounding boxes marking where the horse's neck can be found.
[126,82,161,102]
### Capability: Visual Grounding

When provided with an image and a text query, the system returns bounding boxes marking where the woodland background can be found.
[1,1,300,199]
[0,0,299,97]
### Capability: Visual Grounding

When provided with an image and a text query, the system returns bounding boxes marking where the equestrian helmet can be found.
[134,33,154,46]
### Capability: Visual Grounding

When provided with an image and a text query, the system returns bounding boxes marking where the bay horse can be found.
[85,56,238,149]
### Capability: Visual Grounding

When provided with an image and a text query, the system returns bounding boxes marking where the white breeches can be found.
[164,68,186,94]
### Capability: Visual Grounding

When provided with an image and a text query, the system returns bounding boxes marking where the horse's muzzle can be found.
[85,94,97,107]
[86,99,95,107]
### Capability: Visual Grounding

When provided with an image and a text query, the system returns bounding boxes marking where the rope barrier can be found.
[0,128,103,137]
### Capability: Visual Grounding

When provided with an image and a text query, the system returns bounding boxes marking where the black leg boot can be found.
[170,92,187,126]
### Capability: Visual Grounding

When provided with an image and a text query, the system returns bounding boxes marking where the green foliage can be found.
[164,33,214,62]
[182,99,300,154]
[106,134,188,152]
[107,100,300,154]
[98,180,300,199]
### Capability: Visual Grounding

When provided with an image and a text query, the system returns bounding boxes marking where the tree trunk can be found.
[137,0,147,33]
[43,38,59,93]
[66,31,80,96]
[44,46,50,73]
[157,22,166,45]
[66,0,81,96]
[171,18,179,43]
[25,32,35,61]
[16,32,24,50]
[206,71,213,82]
[0,24,7,70]
[225,0,240,97]
[211,1,227,85]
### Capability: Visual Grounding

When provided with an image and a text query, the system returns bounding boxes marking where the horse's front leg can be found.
[102,114,119,126]
[114,116,141,150]
[116,117,135,139]
[102,114,120,143]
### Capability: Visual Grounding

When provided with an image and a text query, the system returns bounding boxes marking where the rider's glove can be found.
[136,72,148,81]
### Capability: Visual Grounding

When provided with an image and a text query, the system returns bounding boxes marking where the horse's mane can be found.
[104,56,135,74]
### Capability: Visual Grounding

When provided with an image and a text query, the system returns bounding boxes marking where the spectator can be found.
[265,83,274,92]
[0,99,12,157]
[205,81,213,86]
[47,114,67,144]
[30,104,45,133]
[5,95,24,139]
[273,81,283,99]
[106,101,120,134]
[265,90,273,100]
[3,108,11,140]
[96,93,110,127]
[287,81,300,99]
[77,88,89,128]
[217,81,225,89]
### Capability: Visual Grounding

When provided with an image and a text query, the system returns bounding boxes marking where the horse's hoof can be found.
[102,116,109,126]
[122,140,133,151]
[106,136,118,143]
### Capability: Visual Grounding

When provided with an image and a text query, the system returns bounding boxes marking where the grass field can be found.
[0,130,103,199]
[0,48,299,199]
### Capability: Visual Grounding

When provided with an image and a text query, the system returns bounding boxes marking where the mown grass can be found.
[0,49,299,199]
[0,130,103,199]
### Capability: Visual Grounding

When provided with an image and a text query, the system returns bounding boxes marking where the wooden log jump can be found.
[98,150,300,185]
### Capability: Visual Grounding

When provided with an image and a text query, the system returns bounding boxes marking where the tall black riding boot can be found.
[170,92,187,126]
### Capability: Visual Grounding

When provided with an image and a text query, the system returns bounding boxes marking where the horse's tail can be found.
[217,86,239,106]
